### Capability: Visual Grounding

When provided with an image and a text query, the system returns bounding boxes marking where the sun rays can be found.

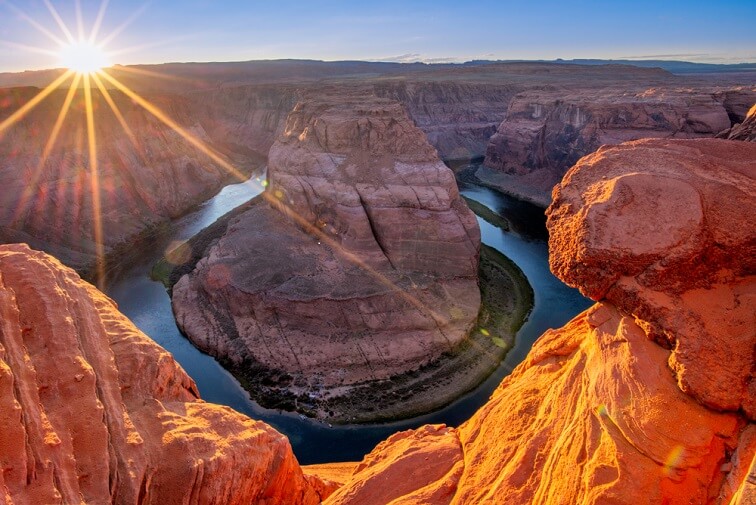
[0,0,242,289]
[0,1,492,351]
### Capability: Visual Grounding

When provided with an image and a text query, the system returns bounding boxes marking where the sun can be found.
[58,41,110,74]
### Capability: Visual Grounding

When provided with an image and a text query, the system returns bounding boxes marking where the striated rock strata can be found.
[323,139,755,504]
[0,243,331,504]
[483,89,735,205]
[548,138,756,416]
[0,86,260,273]
[373,80,516,161]
[172,92,481,420]
[718,103,756,142]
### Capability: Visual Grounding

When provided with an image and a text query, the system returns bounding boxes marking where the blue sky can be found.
[1,0,755,72]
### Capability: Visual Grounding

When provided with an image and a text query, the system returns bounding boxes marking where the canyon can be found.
[0,136,752,503]
[0,60,754,503]
[0,85,263,275]
[1,61,753,279]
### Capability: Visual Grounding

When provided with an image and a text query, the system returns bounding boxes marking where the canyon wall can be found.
[373,80,516,161]
[187,84,300,159]
[172,92,481,421]
[2,64,752,270]
[0,86,258,273]
[323,138,755,504]
[0,243,333,505]
[482,89,738,205]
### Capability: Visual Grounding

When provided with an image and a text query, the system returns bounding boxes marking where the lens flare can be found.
[58,41,109,74]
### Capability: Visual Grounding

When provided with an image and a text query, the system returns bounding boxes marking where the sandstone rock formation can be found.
[718,103,756,142]
[0,86,258,273]
[373,80,516,161]
[0,244,331,504]
[172,92,481,420]
[323,139,755,504]
[2,63,753,270]
[548,138,756,417]
[483,89,734,205]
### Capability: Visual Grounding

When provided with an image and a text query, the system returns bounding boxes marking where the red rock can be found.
[323,138,755,504]
[172,92,481,419]
[718,103,756,142]
[0,87,251,272]
[325,425,463,505]
[0,244,327,505]
[326,303,753,504]
[548,138,756,415]
[484,89,734,205]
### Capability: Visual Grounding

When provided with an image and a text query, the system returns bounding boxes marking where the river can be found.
[104,165,591,465]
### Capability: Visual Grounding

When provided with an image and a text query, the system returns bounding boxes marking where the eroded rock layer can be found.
[0,244,329,505]
[323,139,755,504]
[0,86,259,273]
[718,103,756,142]
[482,88,744,205]
[548,138,756,416]
[172,92,481,418]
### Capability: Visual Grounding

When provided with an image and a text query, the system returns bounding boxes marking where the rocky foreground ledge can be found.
[322,138,755,504]
[0,244,334,504]
[171,92,486,422]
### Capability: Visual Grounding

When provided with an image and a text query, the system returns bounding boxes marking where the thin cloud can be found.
[619,53,713,60]
[372,53,464,64]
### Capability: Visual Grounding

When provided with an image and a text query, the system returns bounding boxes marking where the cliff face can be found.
[172,92,481,420]
[717,104,756,142]
[324,138,755,504]
[482,89,734,205]
[549,138,756,416]
[0,244,331,505]
[373,81,517,161]
[0,87,256,272]
[187,84,301,158]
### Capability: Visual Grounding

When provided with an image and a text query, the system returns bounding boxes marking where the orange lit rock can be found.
[0,244,327,505]
[548,138,756,415]
[718,103,756,142]
[325,424,464,505]
[327,303,752,504]
[324,138,755,504]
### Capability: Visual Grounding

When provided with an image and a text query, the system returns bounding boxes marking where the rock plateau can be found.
[172,92,481,420]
